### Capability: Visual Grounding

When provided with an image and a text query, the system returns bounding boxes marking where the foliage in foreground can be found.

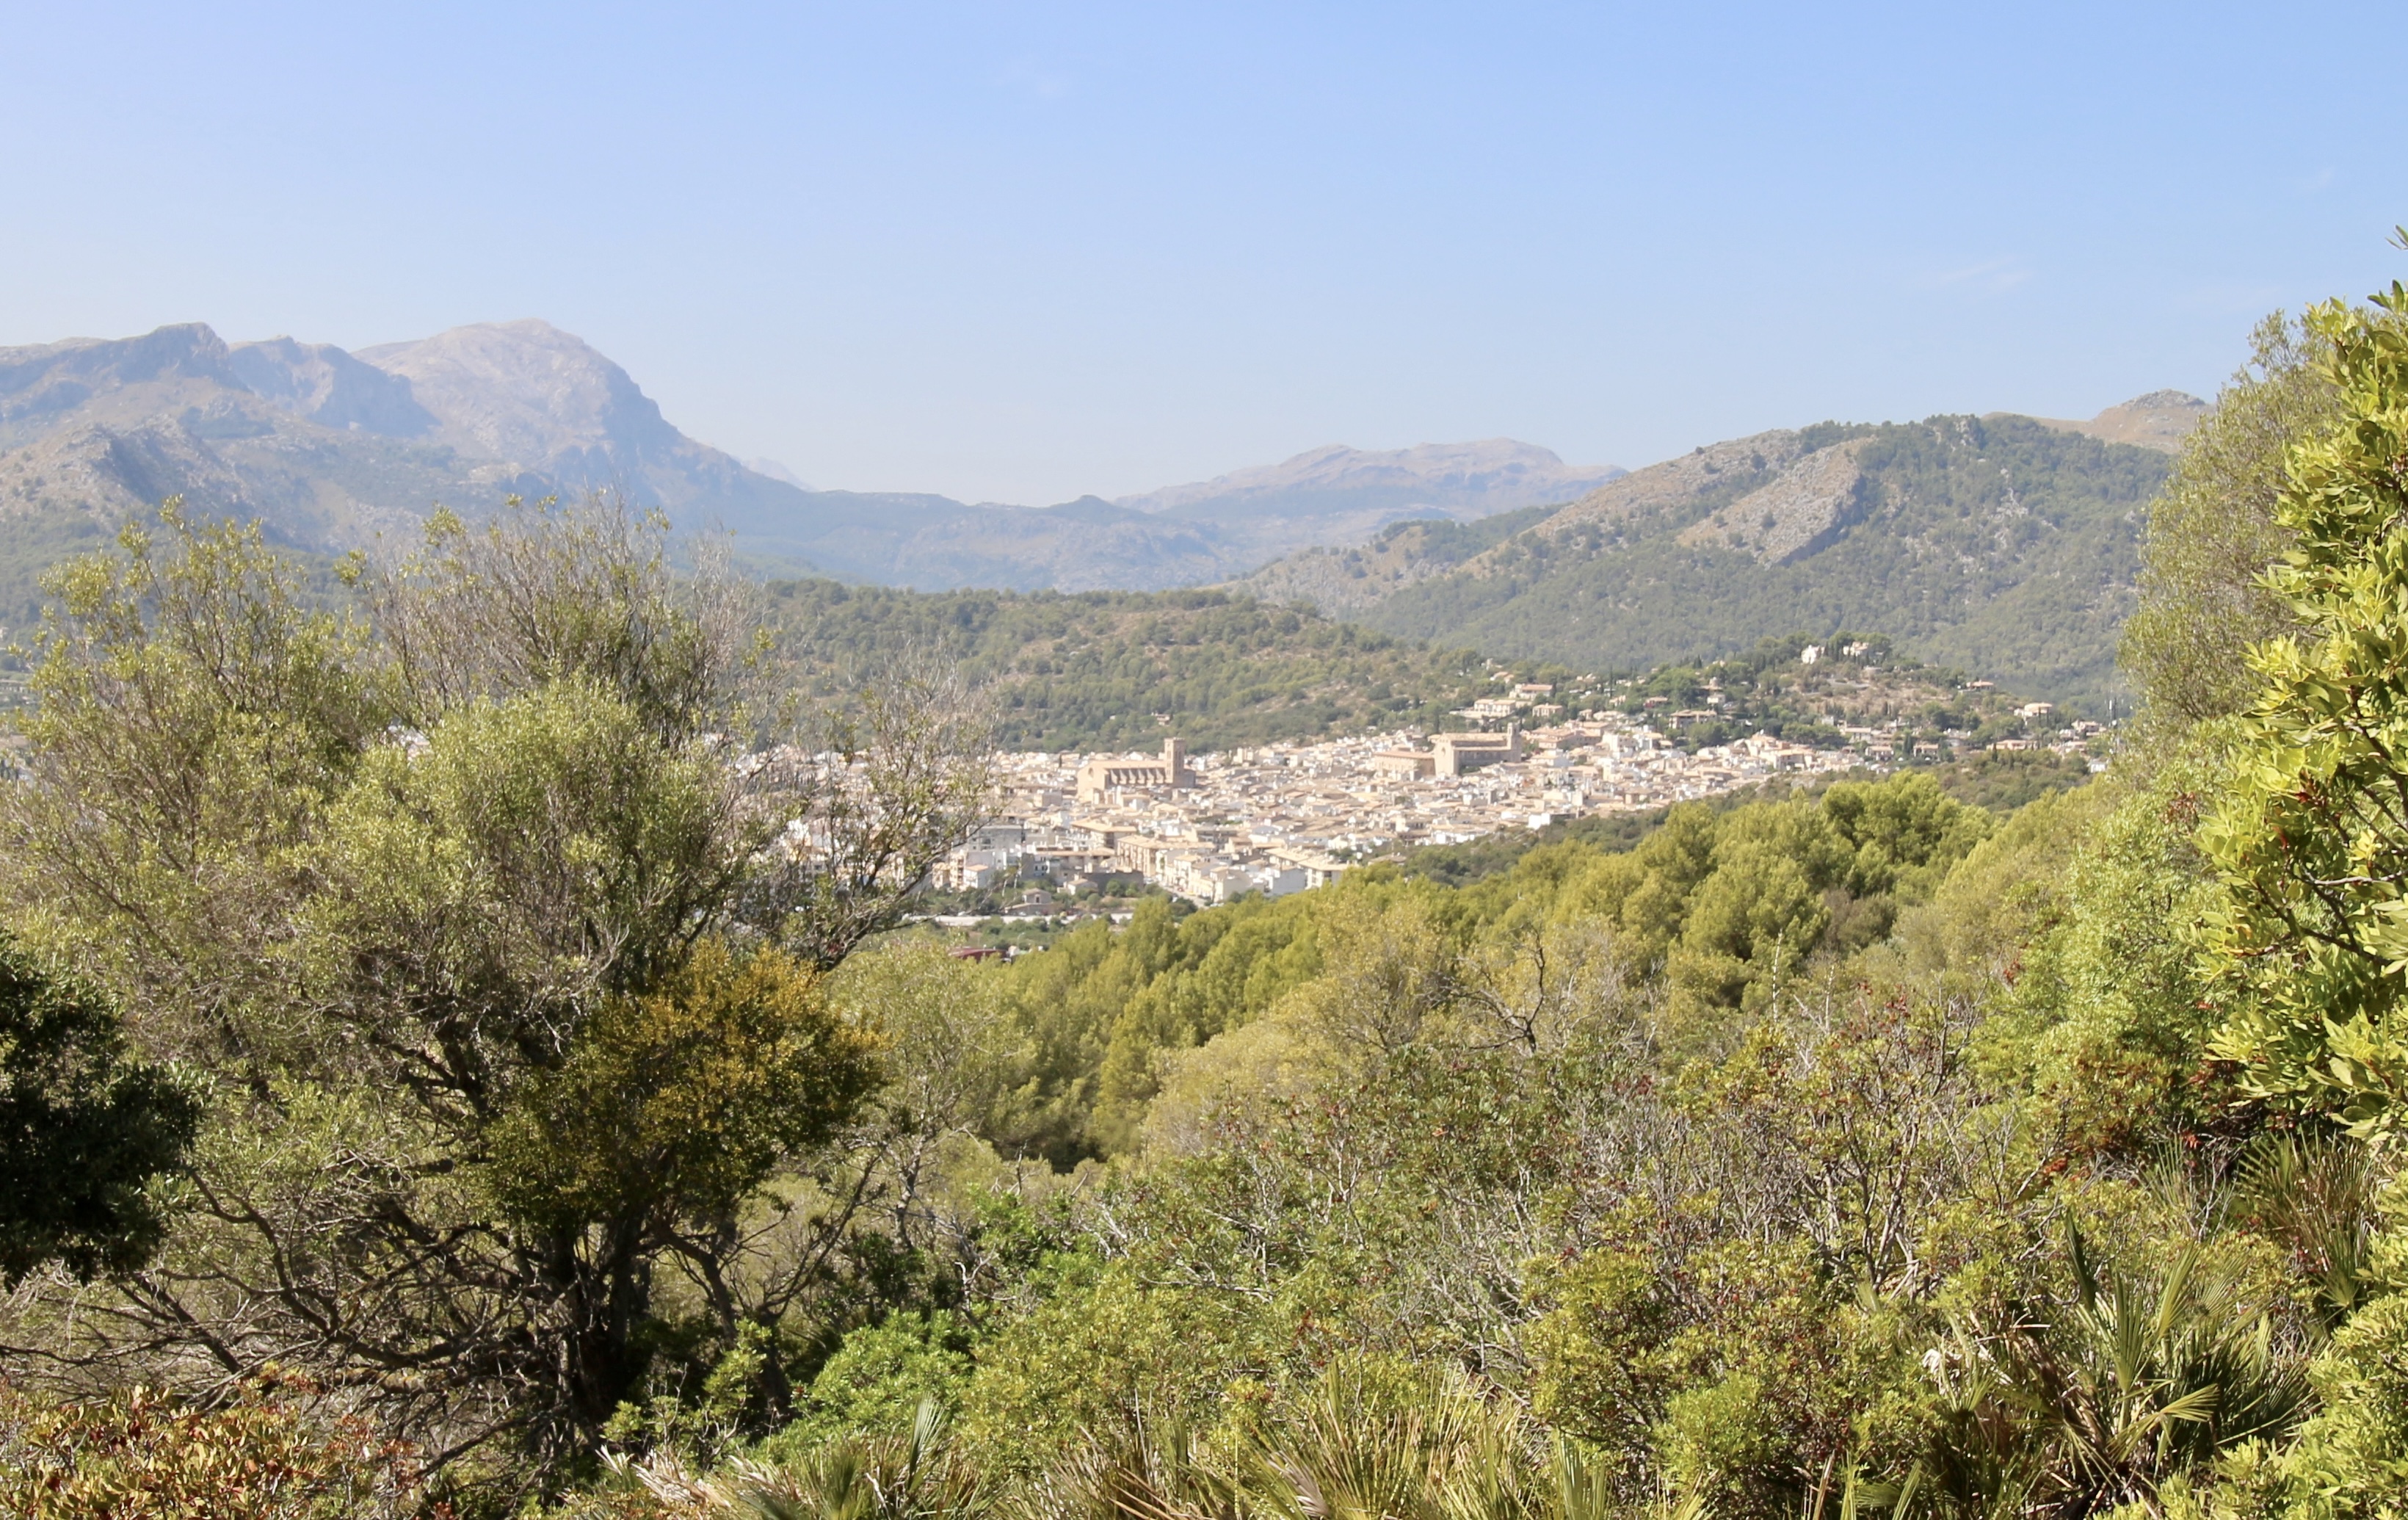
[0,1380,427,1519]
[533,279,2408,1519]
[0,499,994,1495]
[2206,283,2408,1137]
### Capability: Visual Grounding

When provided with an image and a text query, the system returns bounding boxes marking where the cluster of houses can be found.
[922,650,2118,910]
[934,714,1870,908]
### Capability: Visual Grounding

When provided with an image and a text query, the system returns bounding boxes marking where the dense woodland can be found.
[761,579,2052,761]
[762,581,1509,752]
[6,287,2408,1519]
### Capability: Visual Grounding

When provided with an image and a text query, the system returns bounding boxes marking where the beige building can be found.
[1076,737,1192,803]
[1431,725,1520,778]
[1367,725,1523,780]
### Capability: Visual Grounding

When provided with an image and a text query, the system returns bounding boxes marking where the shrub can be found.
[0,1379,426,1519]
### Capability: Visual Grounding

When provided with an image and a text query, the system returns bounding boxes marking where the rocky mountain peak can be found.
[355,319,686,482]
[0,324,239,434]
[228,337,435,437]
[2020,391,2209,454]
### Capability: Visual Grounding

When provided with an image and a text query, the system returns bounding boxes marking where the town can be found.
[938,709,1868,908]
[922,638,2123,913]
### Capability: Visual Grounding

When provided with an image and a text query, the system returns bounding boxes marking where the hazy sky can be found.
[2,2,2401,504]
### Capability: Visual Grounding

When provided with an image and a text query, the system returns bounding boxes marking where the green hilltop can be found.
[1241,410,2184,713]
[765,579,2049,756]
[765,581,1498,750]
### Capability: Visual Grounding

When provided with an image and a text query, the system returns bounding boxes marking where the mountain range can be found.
[0,319,1618,604]
[0,316,2202,708]
[1236,394,2205,708]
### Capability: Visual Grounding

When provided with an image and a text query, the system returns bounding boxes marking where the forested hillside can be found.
[1373,416,2164,709]
[764,580,1505,750]
[14,292,2408,1520]
[761,584,2048,757]
[1243,410,2179,712]
[1224,502,1561,617]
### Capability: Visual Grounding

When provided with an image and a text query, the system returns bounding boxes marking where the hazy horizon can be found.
[4,2,2402,503]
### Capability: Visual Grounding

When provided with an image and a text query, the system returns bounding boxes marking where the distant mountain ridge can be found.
[1236,399,2200,710]
[0,318,2197,706]
[2016,389,2208,453]
[1112,439,1620,521]
[0,319,1614,598]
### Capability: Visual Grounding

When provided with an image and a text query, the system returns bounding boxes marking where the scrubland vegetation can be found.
[9,286,2408,1517]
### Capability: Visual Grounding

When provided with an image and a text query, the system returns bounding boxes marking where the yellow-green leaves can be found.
[482,938,879,1233]
[0,498,990,1469]
[309,680,738,1023]
[2124,311,2343,728]
[2203,283,2408,1133]
[10,507,391,1068]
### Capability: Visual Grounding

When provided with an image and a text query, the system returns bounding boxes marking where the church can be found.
[1075,737,1192,803]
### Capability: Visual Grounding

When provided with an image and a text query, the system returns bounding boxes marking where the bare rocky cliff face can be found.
[0,323,494,548]
[356,321,687,485]
[2017,390,2208,453]
[1671,438,1868,565]
[228,337,437,436]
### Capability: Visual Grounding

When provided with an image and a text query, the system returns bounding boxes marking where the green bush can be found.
[765,1311,975,1453]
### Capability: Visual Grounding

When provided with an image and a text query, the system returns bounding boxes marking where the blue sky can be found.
[1,2,2400,503]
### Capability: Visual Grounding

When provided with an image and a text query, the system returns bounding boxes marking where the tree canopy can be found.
[2208,283,2408,1134]
[0,937,195,1284]
[0,499,993,1482]
[2124,311,2343,728]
